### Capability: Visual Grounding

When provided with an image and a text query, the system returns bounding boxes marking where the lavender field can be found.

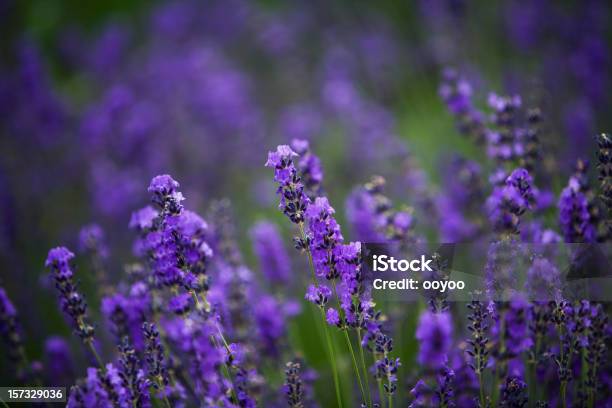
[1,1,611,407]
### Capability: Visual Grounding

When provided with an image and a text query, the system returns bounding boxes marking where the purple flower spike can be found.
[305,284,331,307]
[326,308,340,326]
[0,287,26,371]
[415,310,453,369]
[250,221,291,285]
[148,174,184,214]
[46,247,95,343]
[265,144,309,224]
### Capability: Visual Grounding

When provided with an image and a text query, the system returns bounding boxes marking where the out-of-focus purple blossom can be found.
[0,287,26,374]
[284,361,305,407]
[278,104,322,141]
[253,294,285,356]
[78,223,108,258]
[558,176,596,242]
[44,336,74,385]
[345,187,385,242]
[415,310,453,369]
[250,221,291,285]
[597,133,612,236]
[439,68,486,143]
[486,168,534,234]
[102,286,151,348]
[526,258,562,301]
[67,367,112,407]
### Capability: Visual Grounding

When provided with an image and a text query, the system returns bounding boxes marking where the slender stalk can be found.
[86,341,104,370]
[357,328,373,407]
[0,397,9,408]
[477,372,485,408]
[343,329,368,405]
[388,393,393,408]
[329,280,367,405]
[320,308,344,408]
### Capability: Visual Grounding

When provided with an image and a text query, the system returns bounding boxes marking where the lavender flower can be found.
[439,68,486,143]
[148,174,184,214]
[117,337,151,407]
[486,168,534,234]
[265,145,309,224]
[44,336,74,385]
[500,376,527,407]
[143,322,169,392]
[466,299,489,377]
[284,361,305,407]
[46,247,95,342]
[598,133,612,208]
[291,138,324,200]
[305,197,343,280]
[304,284,331,307]
[250,221,291,285]
[415,310,453,369]
[0,287,26,374]
[558,176,596,242]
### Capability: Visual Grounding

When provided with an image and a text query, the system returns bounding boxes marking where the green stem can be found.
[560,382,567,408]
[320,308,344,408]
[357,328,373,408]
[376,378,384,407]
[388,393,393,408]
[343,329,368,405]
[477,372,485,408]
[86,341,104,370]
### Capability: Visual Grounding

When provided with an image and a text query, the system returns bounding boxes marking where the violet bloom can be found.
[0,287,25,370]
[525,258,562,302]
[44,336,74,385]
[439,68,486,143]
[558,176,596,242]
[117,338,151,407]
[148,174,184,215]
[67,367,112,407]
[253,294,286,355]
[305,197,343,280]
[415,310,453,369]
[486,168,534,234]
[290,138,324,200]
[345,187,385,242]
[78,223,108,258]
[500,376,527,407]
[326,308,341,326]
[137,175,213,295]
[284,361,304,407]
[305,284,332,307]
[101,283,151,348]
[597,133,612,212]
[486,93,522,164]
[143,322,169,393]
[265,145,310,224]
[45,247,95,343]
[249,221,291,285]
